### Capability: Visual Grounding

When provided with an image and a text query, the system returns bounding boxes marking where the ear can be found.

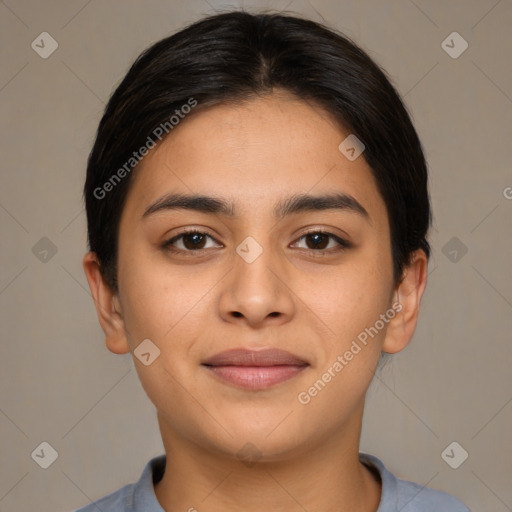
[381,249,429,354]
[82,252,131,355]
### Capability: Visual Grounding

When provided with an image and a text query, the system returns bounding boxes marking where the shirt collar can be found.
[135,452,394,511]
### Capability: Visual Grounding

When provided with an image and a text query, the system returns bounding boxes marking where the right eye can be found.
[161,229,223,254]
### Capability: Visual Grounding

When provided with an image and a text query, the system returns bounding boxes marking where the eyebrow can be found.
[142,192,370,222]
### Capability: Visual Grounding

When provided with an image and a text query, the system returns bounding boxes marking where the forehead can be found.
[121,91,388,230]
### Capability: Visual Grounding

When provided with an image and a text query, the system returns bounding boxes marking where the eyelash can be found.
[161,229,351,256]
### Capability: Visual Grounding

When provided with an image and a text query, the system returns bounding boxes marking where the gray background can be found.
[1,0,511,510]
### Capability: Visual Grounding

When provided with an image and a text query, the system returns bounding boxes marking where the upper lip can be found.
[202,348,308,367]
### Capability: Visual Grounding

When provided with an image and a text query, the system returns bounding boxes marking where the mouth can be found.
[202,348,309,390]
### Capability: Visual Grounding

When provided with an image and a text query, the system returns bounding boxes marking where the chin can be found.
[205,415,315,461]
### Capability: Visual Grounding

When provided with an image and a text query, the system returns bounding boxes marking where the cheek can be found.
[117,246,217,353]
[298,261,393,389]
[307,257,392,335]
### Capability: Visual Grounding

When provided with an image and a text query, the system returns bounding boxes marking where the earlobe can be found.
[381,249,429,354]
[82,252,131,355]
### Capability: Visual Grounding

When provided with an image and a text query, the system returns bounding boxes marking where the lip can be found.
[203,348,308,367]
[202,348,309,390]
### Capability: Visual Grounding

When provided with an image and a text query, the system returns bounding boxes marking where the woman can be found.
[78,10,470,511]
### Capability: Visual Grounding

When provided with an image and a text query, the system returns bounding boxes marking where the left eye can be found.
[292,231,350,251]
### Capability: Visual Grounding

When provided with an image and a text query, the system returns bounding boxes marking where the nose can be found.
[217,237,296,328]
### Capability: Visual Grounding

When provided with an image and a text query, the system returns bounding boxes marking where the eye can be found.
[292,230,351,252]
[161,229,351,256]
[161,229,222,253]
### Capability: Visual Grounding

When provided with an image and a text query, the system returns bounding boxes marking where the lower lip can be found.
[203,365,307,390]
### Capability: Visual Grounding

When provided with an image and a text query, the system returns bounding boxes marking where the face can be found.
[87,90,422,461]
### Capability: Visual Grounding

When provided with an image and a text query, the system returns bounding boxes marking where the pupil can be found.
[308,233,327,249]
[185,233,204,249]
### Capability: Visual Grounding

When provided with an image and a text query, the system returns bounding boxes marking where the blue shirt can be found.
[73,453,471,511]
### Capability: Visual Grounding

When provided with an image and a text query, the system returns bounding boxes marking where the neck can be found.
[153,405,381,512]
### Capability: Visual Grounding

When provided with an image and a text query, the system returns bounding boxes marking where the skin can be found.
[83,89,428,512]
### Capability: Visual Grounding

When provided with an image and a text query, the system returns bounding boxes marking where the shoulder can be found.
[72,455,166,512]
[393,478,471,512]
[359,453,471,512]
[73,482,135,512]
